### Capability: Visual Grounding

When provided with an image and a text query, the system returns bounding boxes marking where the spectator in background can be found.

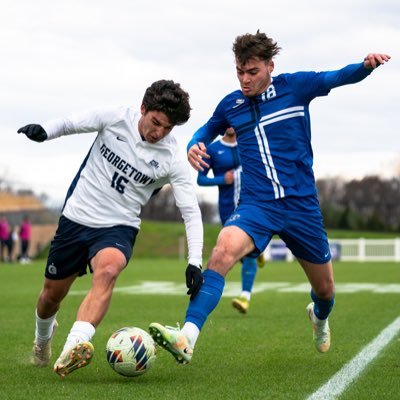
[6,225,19,262]
[0,216,10,262]
[19,216,31,264]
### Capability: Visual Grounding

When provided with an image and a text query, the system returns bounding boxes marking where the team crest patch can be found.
[149,160,159,169]
[47,263,57,275]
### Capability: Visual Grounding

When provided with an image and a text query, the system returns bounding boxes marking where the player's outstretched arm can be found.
[363,53,391,69]
[17,124,47,142]
[187,142,210,171]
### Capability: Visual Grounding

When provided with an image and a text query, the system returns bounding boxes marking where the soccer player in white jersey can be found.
[149,32,390,364]
[18,80,204,377]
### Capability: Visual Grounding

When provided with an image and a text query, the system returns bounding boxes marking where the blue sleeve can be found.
[187,100,230,152]
[287,62,373,101]
[197,151,226,186]
[197,173,226,187]
[323,62,373,89]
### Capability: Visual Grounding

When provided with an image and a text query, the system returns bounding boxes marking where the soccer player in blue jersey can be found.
[197,127,265,314]
[150,31,390,363]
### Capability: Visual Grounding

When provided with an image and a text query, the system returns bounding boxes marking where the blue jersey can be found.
[189,62,372,203]
[197,138,241,224]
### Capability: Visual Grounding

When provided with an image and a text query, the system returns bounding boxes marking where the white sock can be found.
[181,322,200,348]
[35,310,57,344]
[241,291,251,301]
[314,315,328,326]
[63,321,96,351]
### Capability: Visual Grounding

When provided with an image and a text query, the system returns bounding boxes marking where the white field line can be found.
[307,316,400,400]
[69,282,400,296]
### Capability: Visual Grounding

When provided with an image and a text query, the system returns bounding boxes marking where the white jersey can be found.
[42,105,203,266]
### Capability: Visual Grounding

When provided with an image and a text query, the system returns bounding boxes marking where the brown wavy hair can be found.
[233,30,281,65]
[142,80,191,126]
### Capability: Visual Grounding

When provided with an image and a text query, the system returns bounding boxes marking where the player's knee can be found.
[207,244,236,276]
[95,264,120,285]
[314,281,335,300]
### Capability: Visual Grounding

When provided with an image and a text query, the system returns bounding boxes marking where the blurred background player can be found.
[150,31,390,364]
[18,79,203,377]
[197,127,265,313]
[0,215,10,262]
[6,224,19,263]
[19,215,32,264]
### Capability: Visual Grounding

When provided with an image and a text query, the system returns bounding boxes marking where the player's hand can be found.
[224,170,234,185]
[17,124,48,142]
[185,264,203,300]
[363,53,391,70]
[187,142,210,171]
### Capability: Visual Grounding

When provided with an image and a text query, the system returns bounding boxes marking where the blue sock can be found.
[185,269,225,330]
[311,289,335,320]
[241,257,257,292]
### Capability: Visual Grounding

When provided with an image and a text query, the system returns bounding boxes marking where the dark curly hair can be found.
[233,30,281,65]
[141,80,191,126]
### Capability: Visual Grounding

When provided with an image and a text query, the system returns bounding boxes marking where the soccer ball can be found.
[106,326,157,377]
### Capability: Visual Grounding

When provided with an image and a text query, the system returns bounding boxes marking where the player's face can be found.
[138,106,174,143]
[225,127,236,138]
[236,57,274,97]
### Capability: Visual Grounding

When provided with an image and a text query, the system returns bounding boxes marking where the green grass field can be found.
[0,258,399,400]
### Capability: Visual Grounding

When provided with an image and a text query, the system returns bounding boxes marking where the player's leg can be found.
[232,256,258,314]
[32,215,86,368]
[77,247,127,325]
[281,196,335,352]
[21,240,27,260]
[53,222,137,376]
[281,195,335,353]
[7,238,14,262]
[54,247,127,377]
[256,249,267,268]
[0,239,4,261]
[32,275,77,367]
[150,225,255,363]
[300,258,334,353]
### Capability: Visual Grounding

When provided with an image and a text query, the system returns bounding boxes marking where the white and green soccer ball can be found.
[106,326,157,377]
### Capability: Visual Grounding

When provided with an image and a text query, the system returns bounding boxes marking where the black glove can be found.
[185,264,203,300]
[17,124,48,142]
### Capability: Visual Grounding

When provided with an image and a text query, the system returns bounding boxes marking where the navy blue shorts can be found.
[45,216,138,280]
[224,195,331,264]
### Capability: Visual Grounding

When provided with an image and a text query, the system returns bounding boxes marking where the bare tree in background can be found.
[140,185,217,223]
[317,176,400,231]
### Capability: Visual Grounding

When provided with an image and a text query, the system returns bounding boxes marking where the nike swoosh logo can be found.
[116,136,127,142]
[232,99,245,109]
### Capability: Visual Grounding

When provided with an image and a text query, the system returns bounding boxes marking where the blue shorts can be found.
[224,195,331,264]
[45,216,138,280]
[220,209,233,226]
